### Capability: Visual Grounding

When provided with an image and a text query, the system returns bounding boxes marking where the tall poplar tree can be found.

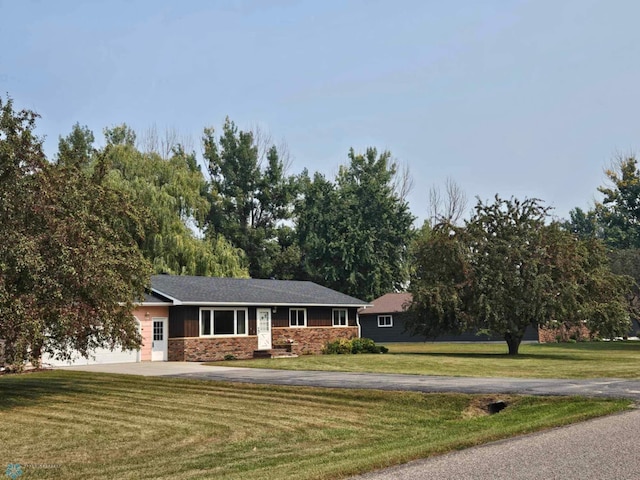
[203,118,296,278]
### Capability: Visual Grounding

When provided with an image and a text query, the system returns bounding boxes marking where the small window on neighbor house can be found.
[289,308,306,327]
[378,315,393,328]
[332,309,348,326]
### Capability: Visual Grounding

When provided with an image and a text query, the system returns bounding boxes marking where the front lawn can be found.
[216,341,640,379]
[0,371,629,479]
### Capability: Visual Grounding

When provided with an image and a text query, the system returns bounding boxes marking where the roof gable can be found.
[359,293,412,315]
[150,275,370,307]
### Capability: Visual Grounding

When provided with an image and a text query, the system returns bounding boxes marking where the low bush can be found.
[323,338,388,355]
[323,338,353,354]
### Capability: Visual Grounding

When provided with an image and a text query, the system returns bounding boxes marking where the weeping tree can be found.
[407,195,633,355]
[57,123,248,277]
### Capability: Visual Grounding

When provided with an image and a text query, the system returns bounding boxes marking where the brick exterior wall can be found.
[538,324,591,343]
[168,336,258,361]
[273,327,359,355]
[169,327,359,361]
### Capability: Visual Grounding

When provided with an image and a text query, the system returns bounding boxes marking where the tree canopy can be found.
[203,118,296,278]
[407,196,633,355]
[0,98,151,367]
[58,123,248,278]
[563,157,640,305]
[10,91,639,366]
[565,156,640,248]
[296,148,415,301]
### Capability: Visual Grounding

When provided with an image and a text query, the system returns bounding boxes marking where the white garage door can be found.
[42,347,139,367]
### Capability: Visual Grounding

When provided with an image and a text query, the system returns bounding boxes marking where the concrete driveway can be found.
[59,362,640,401]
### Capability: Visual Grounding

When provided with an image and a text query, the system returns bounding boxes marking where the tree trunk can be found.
[504,332,522,356]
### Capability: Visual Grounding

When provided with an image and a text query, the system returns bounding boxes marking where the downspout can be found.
[356,311,361,338]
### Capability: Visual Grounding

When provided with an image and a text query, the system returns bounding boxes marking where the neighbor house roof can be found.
[359,293,412,315]
[150,275,370,307]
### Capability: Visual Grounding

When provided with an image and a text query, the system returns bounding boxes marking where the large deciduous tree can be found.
[407,196,632,355]
[565,157,640,248]
[57,124,248,278]
[0,98,151,368]
[563,157,640,304]
[203,118,296,278]
[406,222,472,339]
[595,156,640,249]
[296,148,415,301]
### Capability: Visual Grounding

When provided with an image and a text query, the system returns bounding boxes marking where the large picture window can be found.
[289,308,306,327]
[200,308,247,336]
[332,309,348,327]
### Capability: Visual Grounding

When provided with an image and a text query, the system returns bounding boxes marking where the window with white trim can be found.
[200,308,247,336]
[289,308,306,327]
[332,309,348,326]
[377,315,393,327]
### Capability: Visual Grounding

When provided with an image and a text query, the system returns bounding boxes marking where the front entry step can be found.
[253,349,299,359]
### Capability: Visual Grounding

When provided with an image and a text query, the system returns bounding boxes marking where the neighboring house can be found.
[45,275,369,366]
[359,293,539,343]
[359,293,415,343]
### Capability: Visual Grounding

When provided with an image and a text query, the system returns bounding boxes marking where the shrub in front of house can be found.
[323,338,388,355]
[323,338,353,354]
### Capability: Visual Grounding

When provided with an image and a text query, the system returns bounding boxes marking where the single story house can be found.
[359,293,539,343]
[45,275,370,366]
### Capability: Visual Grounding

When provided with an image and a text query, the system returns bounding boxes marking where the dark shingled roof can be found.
[142,292,172,304]
[150,275,370,307]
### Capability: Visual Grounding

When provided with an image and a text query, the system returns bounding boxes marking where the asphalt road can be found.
[60,363,640,479]
[351,409,640,480]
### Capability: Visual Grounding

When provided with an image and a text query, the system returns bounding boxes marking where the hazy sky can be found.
[2,0,639,224]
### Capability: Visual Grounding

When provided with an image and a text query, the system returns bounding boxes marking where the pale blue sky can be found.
[2,0,640,224]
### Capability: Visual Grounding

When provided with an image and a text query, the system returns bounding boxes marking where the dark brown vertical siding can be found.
[168,306,183,338]
[248,307,257,335]
[271,307,290,328]
[184,316,199,337]
[307,307,332,327]
[169,305,200,338]
[349,307,358,326]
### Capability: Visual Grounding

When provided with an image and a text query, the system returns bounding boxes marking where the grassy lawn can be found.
[0,371,629,480]
[216,341,640,379]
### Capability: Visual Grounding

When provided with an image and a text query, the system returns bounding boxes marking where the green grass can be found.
[0,371,630,479]
[215,341,640,379]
